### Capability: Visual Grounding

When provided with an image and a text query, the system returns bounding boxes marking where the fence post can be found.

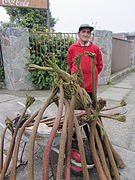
[1,27,33,90]
[94,30,113,84]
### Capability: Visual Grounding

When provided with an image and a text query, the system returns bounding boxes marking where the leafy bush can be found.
[107,80,113,85]
[0,66,5,88]
[131,68,135,72]
[28,33,77,89]
[0,66,4,82]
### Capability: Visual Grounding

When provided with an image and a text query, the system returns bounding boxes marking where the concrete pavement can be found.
[0,72,135,179]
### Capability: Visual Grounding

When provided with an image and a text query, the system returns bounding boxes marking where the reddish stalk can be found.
[27,117,56,127]
[74,116,90,180]
[77,84,106,179]
[56,101,70,179]
[84,54,106,179]
[65,96,76,180]
[42,85,64,180]
[107,136,125,169]
[89,119,107,180]
[103,135,121,180]
[27,89,58,180]
[98,116,123,178]
[0,127,7,172]
[0,107,29,180]
[27,110,86,127]
[95,129,112,180]
[9,110,39,180]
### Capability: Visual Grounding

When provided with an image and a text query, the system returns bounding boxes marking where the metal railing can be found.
[30,32,78,56]
[29,32,78,72]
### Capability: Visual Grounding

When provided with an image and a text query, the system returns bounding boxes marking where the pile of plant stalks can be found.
[0,52,126,180]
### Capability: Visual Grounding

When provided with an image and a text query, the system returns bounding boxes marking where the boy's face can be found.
[78,28,91,43]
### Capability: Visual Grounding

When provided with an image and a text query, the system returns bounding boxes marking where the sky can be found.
[49,0,135,33]
[0,7,9,22]
[0,0,135,33]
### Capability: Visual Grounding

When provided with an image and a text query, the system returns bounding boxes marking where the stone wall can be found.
[94,30,113,84]
[1,27,33,90]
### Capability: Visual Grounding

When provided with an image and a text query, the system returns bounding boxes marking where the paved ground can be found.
[0,72,135,179]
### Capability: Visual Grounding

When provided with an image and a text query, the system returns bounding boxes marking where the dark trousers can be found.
[73,91,97,141]
[87,91,97,109]
[83,91,97,139]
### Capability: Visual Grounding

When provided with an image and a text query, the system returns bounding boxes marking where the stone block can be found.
[1,27,34,90]
[94,30,113,85]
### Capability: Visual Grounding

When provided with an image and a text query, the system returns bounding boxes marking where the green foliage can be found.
[0,66,4,82]
[28,33,76,89]
[1,7,56,31]
[131,68,135,72]
[0,66,5,88]
[107,80,113,85]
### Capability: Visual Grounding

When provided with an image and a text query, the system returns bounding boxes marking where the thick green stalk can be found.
[28,64,54,72]
[74,54,85,88]
[29,63,70,83]
[100,113,126,122]
[91,56,97,109]
[101,103,127,111]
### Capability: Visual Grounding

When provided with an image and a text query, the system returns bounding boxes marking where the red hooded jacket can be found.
[67,41,103,92]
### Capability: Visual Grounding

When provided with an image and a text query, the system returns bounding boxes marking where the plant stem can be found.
[89,119,107,180]
[91,56,97,109]
[101,104,126,111]
[0,107,28,180]
[65,96,76,180]
[29,63,70,82]
[0,127,7,172]
[27,89,58,180]
[42,85,64,180]
[107,136,125,169]
[9,110,39,180]
[103,135,121,180]
[74,116,90,180]
[95,129,112,180]
[56,101,70,180]
[27,110,86,127]
[99,113,126,122]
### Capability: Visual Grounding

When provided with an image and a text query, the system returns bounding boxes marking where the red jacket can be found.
[67,41,103,92]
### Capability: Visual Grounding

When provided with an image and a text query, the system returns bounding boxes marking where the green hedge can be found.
[0,66,4,81]
[0,66,5,88]
[28,33,76,89]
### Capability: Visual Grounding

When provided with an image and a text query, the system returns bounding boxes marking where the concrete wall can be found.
[126,36,135,68]
[1,27,33,90]
[112,38,132,74]
[94,30,113,84]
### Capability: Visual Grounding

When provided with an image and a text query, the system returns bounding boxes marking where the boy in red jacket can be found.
[67,24,103,108]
